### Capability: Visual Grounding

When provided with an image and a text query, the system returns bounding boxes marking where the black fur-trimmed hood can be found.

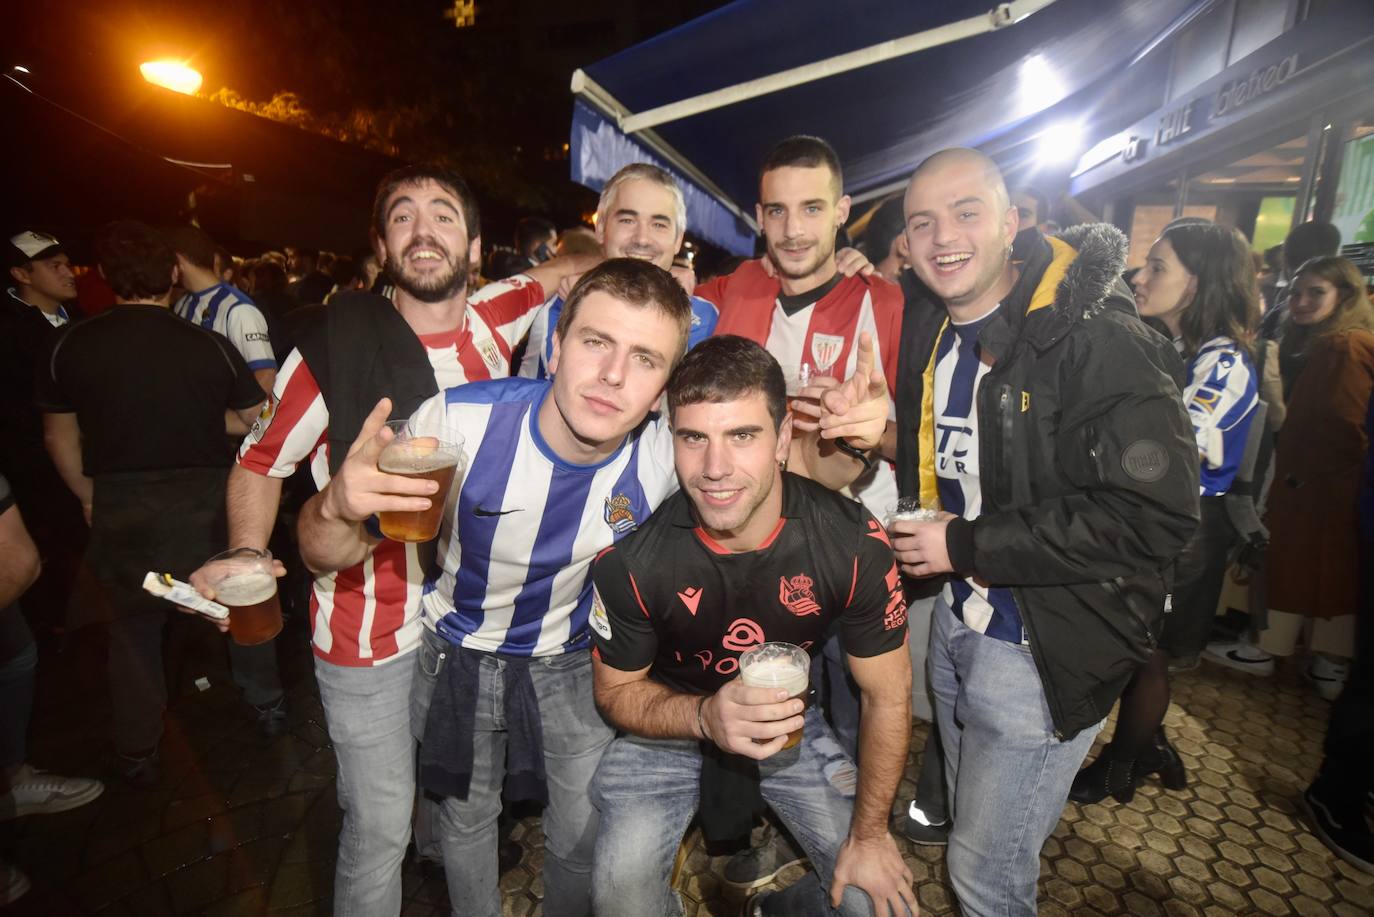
[1046,222,1131,323]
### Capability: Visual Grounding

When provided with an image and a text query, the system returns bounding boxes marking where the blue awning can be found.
[571,0,1205,253]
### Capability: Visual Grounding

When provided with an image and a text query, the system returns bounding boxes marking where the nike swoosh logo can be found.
[473,506,522,517]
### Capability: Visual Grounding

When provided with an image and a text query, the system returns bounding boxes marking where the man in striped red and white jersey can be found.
[190,165,597,915]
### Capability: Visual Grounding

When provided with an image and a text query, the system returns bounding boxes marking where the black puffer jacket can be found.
[895,225,1200,739]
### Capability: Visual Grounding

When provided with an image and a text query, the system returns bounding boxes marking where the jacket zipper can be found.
[1012,586,1069,740]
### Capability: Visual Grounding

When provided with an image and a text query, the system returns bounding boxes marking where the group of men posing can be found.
[49,133,1198,917]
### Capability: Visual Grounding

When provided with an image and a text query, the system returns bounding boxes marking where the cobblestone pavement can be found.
[3,615,1372,915]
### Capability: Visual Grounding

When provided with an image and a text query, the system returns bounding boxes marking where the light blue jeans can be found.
[409,630,613,917]
[928,596,1100,917]
[590,706,887,917]
[314,652,417,917]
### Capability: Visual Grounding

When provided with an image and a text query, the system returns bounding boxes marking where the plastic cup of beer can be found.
[739,642,811,750]
[204,548,283,646]
[885,497,942,529]
[377,421,465,543]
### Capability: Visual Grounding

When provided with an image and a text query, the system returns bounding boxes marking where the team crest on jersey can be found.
[604,494,638,533]
[779,573,821,617]
[476,338,503,373]
[810,334,845,372]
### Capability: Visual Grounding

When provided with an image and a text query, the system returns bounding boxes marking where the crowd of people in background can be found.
[1,133,1371,916]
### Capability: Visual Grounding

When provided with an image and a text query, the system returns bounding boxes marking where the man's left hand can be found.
[829,832,917,916]
[890,516,956,578]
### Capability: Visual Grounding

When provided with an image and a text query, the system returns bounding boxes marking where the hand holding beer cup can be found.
[376,421,465,543]
[184,555,287,631]
[701,642,810,760]
[318,398,458,535]
[201,548,283,645]
[887,498,957,579]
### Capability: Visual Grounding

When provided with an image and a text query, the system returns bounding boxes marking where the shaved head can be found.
[907,148,1010,215]
[902,147,1019,317]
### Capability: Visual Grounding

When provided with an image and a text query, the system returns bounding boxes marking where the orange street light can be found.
[140,60,202,95]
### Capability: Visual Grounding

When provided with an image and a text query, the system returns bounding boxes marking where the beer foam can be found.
[741,657,809,694]
[213,571,277,606]
[379,442,458,475]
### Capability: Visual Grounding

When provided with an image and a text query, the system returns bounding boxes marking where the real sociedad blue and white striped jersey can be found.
[932,307,1025,645]
[517,293,718,379]
[412,377,679,657]
[1184,337,1259,497]
[175,282,276,371]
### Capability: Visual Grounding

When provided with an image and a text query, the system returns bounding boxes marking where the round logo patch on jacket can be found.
[1121,440,1170,483]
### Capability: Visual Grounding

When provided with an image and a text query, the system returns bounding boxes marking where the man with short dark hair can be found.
[589,335,916,917]
[186,165,598,914]
[891,149,1198,915]
[298,258,891,917]
[286,247,335,305]
[488,217,557,280]
[1259,220,1342,341]
[165,224,277,396]
[36,221,270,787]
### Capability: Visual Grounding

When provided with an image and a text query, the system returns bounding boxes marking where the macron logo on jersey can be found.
[677,587,703,616]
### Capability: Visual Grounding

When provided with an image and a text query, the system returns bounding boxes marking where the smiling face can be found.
[543,290,681,463]
[903,156,1018,317]
[1288,270,1343,325]
[756,165,850,293]
[1133,237,1196,334]
[672,390,791,551]
[596,178,684,271]
[376,179,479,303]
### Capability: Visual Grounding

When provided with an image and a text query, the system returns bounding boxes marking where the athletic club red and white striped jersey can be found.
[695,259,904,518]
[235,276,545,667]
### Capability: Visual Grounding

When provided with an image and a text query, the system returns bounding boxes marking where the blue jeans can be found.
[928,596,1100,917]
[410,630,613,917]
[0,619,36,770]
[315,652,417,917]
[591,706,883,917]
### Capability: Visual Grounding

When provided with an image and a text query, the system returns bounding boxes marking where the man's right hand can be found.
[180,556,287,633]
[317,398,439,525]
[700,677,805,760]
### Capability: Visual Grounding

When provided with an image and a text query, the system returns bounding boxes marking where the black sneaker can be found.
[722,826,806,890]
[893,801,950,846]
[1300,783,1374,875]
[255,696,288,738]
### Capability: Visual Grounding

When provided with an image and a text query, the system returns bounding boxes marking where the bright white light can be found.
[140,60,203,95]
[1037,121,1087,166]
[1018,54,1066,117]
[13,65,30,74]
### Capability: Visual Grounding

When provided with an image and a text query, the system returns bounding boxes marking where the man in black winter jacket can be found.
[888,149,1199,916]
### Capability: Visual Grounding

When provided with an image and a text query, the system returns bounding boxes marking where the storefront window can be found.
[1229,0,1291,65]
[1332,121,1374,245]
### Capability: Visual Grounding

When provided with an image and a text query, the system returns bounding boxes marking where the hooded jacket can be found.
[895,225,1200,739]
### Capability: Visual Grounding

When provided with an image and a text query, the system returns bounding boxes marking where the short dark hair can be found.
[1012,185,1050,223]
[1283,221,1340,274]
[251,259,288,295]
[371,164,481,243]
[161,224,218,270]
[759,135,843,197]
[667,335,787,432]
[515,216,556,255]
[859,195,906,262]
[554,258,692,363]
[96,221,177,300]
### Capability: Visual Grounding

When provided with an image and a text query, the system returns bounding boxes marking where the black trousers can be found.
[88,468,282,755]
[1160,496,1236,660]
[1313,536,1374,806]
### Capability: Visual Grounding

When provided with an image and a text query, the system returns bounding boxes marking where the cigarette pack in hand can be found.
[142,572,229,619]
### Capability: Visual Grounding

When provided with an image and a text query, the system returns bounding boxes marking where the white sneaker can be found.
[0,765,104,821]
[1202,639,1275,676]
[0,859,30,905]
[1306,655,1350,702]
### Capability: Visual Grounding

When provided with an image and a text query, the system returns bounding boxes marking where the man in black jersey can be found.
[589,336,915,917]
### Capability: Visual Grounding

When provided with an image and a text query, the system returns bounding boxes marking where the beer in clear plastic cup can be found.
[377,422,465,543]
[739,642,811,750]
[205,548,283,646]
[885,497,942,529]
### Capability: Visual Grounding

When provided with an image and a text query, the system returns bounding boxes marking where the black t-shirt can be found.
[33,305,265,476]
[591,473,908,696]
